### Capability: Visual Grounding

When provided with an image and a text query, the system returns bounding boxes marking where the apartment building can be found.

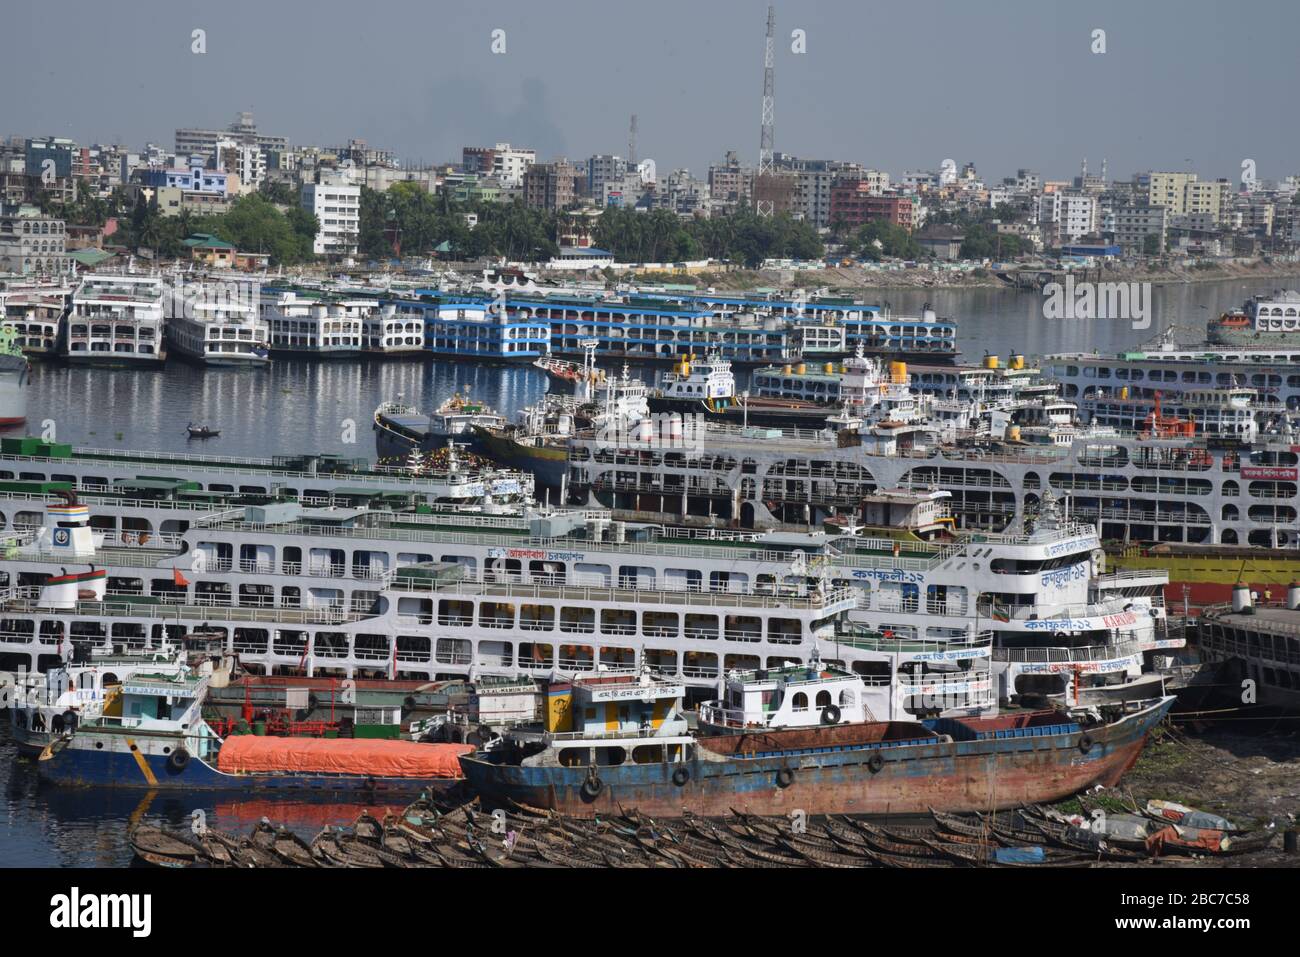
[522,160,577,211]
[301,174,360,257]
[1038,191,1098,243]
[0,203,73,276]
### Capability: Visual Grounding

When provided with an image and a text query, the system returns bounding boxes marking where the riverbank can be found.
[1073,723,1300,866]
[635,257,1300,293]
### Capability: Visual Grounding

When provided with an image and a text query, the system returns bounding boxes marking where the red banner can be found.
[1241,467,1298,480]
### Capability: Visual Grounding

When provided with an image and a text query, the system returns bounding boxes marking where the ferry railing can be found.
[1201,631,1300,663]
[383,577,858,611]
[1095,568,1169,585]
[991,639,1143,664]
[835,628,994,655]
[0,595,363,626]
[1001,598,1154,622]
[0,448,517,490]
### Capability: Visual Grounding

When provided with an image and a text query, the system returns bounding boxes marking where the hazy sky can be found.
[7,0,1298,183]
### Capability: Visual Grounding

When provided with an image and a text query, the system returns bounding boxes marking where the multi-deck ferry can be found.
[260,289,366,358]
[0,279,70,358]
[65,274,167,367]
[166,283,271,368]
[0,462,1176,711]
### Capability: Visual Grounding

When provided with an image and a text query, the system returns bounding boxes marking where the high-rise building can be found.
[523,160,577,210]
[301,173,360,258]
[1039,191,1098,243]
[464,143,536,188]
[587,154,628,206]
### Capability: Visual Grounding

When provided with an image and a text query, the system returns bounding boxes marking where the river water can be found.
[2,274,1296,867]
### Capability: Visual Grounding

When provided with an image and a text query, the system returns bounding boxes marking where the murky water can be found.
[4,274,1296,867]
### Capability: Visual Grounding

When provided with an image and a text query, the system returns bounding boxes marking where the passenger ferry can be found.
[1044,308,1300,423]
[65,274,167,367]
[420,298,550,362]
[166,288,271,368]
[0,471,1176,710]
[261,289,365,358]
[1209,290,1300,348]
[0,279,70,357]
[1193,585,1300,712]
[361,301,426,357]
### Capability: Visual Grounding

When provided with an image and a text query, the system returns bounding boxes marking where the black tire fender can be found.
[671,766,690,787]
[1078,734,1094,754]
[167,748,191,773]
[867,752,884,774]
[580,774,604,800]
[821,704,842,725]
[775,767,794,789]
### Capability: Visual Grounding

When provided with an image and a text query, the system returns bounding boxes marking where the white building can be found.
[301,175,360,258]
[492,143,535,187]
[1039,192,1098,243]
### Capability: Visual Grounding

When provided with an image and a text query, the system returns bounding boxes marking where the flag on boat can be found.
[173,566,190,587]
[990,600,1010,623]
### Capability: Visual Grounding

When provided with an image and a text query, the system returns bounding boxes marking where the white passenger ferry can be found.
[0,279,70,357]
[0,471,1175,712]
[261,290,365,358]
[166,285,270,368]
[65,274,167,367]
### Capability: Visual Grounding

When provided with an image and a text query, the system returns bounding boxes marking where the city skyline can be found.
[8,0,1299,184]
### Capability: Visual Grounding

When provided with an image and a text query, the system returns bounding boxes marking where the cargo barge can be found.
[459,666,1174,818]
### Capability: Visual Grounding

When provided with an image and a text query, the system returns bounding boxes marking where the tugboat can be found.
[458,662,1174,818]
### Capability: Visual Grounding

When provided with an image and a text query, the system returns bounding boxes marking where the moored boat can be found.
[458,665,1174,818]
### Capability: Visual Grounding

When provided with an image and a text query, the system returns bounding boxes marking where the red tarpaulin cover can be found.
[216,736,471,779]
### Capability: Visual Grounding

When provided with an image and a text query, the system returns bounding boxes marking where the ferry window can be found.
[792,692,808,712]
[815,690,832,708]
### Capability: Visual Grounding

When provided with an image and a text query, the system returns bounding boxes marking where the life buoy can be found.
[821,704,842,725]
[775,767,794,789]
[1078,734,1094,754]
[671,766,690,787]
[167,748,191,773]
[867,752,884,774]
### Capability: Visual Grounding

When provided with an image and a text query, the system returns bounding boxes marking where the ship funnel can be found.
[1231,582,1254,614]
[1288,582,1300,611]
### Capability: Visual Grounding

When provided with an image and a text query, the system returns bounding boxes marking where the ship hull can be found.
[37,741,462,794]
[374,415,478,461]
[471,426,568,488]
[1109,549,1300,610]
[460,698,1172,818]
[0,353,28,426]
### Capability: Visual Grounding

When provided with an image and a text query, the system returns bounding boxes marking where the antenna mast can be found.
[756,5,776,216]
